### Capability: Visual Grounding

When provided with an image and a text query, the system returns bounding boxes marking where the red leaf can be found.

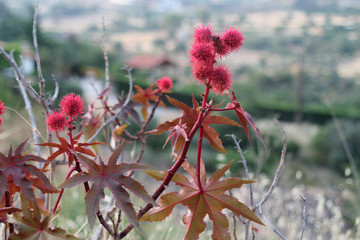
[148,96,239,153]
[9,194,78,240]
[141,160,263,240]
[228,91,264,145]
[0,140,56,201]
[38,132,103,166]
[132,84,165,120]
[58,144,155,230]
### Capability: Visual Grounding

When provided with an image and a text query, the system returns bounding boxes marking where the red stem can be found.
[118,85,211,239]
[139,93,162,135]
[208,106,236,112]
[52,166,76,213]
[196,126,204,190]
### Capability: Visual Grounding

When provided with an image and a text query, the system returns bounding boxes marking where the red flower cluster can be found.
[157,76,173,91]
[0,100,6,128]
[189,25,244,94]
[47,93,85,133]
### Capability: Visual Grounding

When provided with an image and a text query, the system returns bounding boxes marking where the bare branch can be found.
[87,66,133,143]
[254,117,287,240]
[0,46,41,102]
[17,57,42,157]
[32,3,46,99]
[227,134,254,240]
[258,203,287,240]
[102,17,110,89]
[92,196,115,240]
[300,195,307,240]
[51,74,59,103]
[255,118,287,210]
[232,212,238,240]
[323,96,360,199]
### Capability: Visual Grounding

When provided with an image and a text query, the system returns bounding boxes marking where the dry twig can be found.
[300,195,307,240]
[255,117,287,240]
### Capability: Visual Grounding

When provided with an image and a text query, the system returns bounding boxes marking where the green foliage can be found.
[311,119,360,173]
[0,76,23,109]
[0,4,30,42]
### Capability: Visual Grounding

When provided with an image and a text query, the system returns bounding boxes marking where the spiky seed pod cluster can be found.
[47,93,85,133]
[189,25,244,94]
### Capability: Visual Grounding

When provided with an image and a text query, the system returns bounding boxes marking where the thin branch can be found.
[87,66,133,143]
[255,118,287,210]
[229,135,254,208]
[229,190,238,240]
[97,210,114,236]
[323,96,360,199]
[227,134,254,240]
[300,195,307,240]
[102,17,110,89]
[92,198,115,240]
[258,203,286,240]
[17,55,41,157]
[0,46,41,102]
[51,74,59,103]
[32,3,46,99]
[17,74,42,157]
[255,117,287,240]
[117,85,212,239]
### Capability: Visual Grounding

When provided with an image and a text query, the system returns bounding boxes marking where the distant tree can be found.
[196,7,210,23]
[162,13,184,39]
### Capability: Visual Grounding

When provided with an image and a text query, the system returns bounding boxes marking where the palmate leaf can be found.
[58,144,156,230]
[38,131,103,166]
[132,84,166,120]
[0,140,56,201]
[141,160,263,240]
[147,95,239,153]
[9,194,78,240]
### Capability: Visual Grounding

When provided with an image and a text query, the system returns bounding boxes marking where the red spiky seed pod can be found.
[221,27,244,51]
[209,65,233,94]
[59,93,85,120]
[157,76,173,91]
[189,42,215,63]
[46,111,67,133]
[193,25,213,44]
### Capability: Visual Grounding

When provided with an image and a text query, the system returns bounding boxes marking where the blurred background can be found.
[1,0,360,239]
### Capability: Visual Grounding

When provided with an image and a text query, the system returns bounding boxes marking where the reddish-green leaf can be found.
[0,140,56,201]
[0,206,21,213]
[58,144,155,230]
[132,84,165,120]
[38,131,103,166]
[227,90,264,145]
[148,96,239,153]
[141,160,263,240]
[9,194,78,240]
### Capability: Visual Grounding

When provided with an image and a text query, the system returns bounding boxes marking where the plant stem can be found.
[52,166,76,213]
[208,106,236,112]
[196,126,204,190]
[118,85,211,239]
[139,94,162,135]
